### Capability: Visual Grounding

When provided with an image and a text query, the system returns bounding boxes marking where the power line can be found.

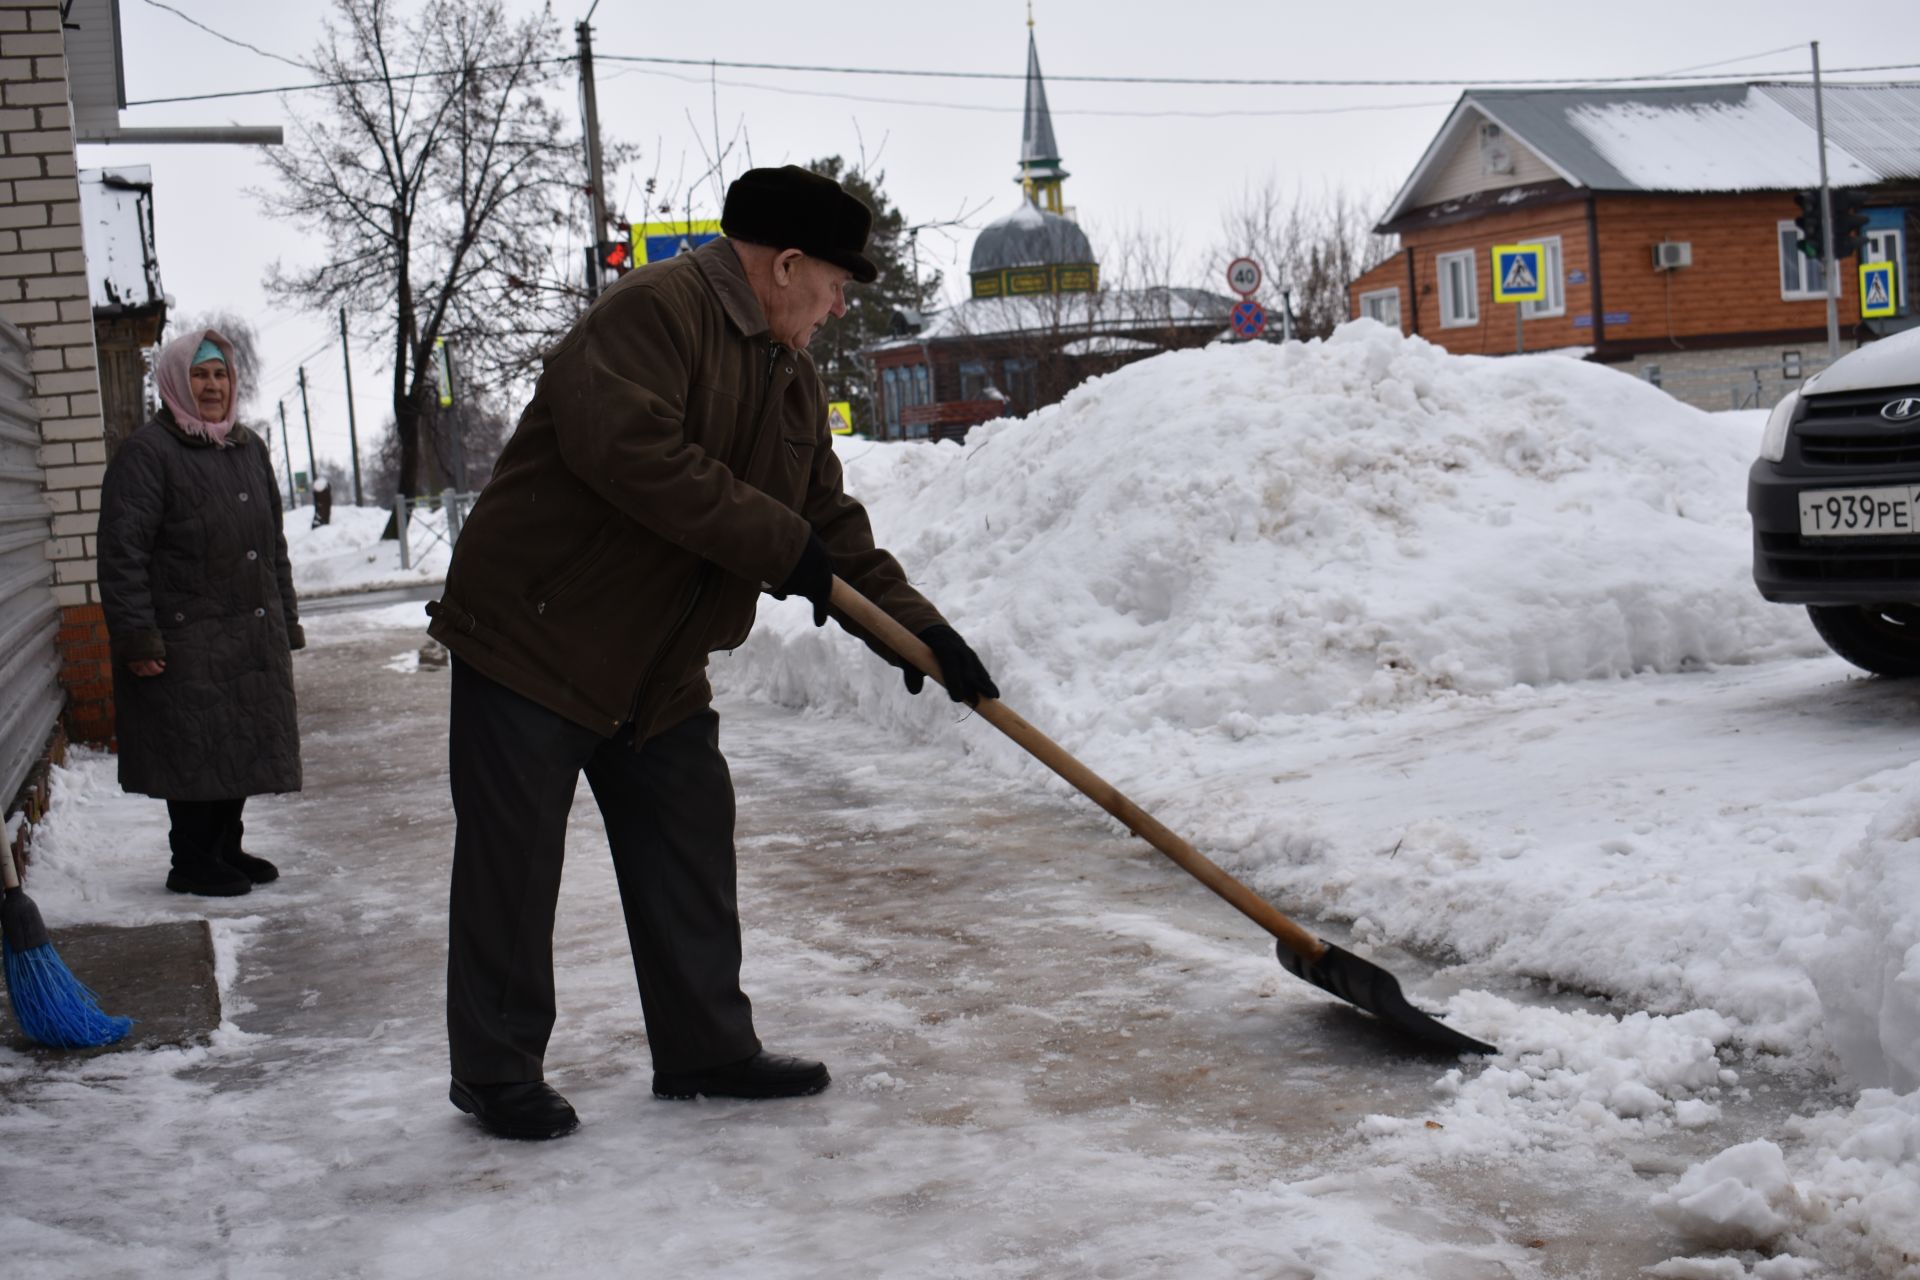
[120,51,1920,109]
[589,52,1920,88]
[137,0,310,72]
[614,64,1456,119]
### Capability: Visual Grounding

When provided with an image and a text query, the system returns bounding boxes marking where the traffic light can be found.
[1793,190,1824,260]
[598,238,633,276]
[1831,189,1871,261]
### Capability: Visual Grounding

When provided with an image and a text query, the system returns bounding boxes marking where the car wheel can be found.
[1806,604,1920,677]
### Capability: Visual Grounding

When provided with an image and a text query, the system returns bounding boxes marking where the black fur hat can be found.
[721,165,878,284]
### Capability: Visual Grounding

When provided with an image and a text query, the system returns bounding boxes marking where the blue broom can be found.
[1,852,131,1048]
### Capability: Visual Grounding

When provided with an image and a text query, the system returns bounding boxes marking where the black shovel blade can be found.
[1277,938,1498,1056]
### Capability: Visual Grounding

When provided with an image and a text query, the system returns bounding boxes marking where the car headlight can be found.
[1759,388,1802,463]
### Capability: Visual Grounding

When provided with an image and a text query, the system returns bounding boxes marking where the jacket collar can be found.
[693,238,772,340]
[156,405,253,449]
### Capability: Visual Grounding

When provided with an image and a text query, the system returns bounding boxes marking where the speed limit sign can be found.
[1226,256,1262,297]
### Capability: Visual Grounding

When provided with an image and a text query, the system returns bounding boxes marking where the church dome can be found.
[969,200,1093,273]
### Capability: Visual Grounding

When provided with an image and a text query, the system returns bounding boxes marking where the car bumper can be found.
[1749,459,1920,605]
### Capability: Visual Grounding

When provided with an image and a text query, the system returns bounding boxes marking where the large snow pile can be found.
[727,320,1814,743]
[282,502,449,596]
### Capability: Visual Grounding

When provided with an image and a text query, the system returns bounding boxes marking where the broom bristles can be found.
[3,938,133,1049]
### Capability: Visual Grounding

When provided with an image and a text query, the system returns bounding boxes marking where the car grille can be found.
[1794,385,1920,468]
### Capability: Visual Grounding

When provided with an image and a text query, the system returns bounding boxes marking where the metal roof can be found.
[1020,30,1062,169]
[1383,81,1920,226]
[969,200,1094,273]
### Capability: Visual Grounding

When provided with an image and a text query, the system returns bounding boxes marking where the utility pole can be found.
[1812,41,1840,360]
[339,308,364,506]
[277,401,297,506]
[297,366,317,497]
[576,4,611,300]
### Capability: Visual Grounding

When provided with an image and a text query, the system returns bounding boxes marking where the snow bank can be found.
[1654,1091,1920,1278]
[725,319,1814,744]
[282,503,448,597]
[1809,786,1920,1094]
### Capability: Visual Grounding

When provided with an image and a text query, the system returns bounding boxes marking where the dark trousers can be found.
[446,658,760,1084]
[166,798,246,869]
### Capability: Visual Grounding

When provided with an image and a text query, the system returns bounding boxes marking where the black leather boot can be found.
[653,1050,831,1100]
[165,859,252,896]
[449,1079,579,1140]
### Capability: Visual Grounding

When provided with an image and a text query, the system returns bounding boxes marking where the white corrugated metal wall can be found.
[0,318,63,809]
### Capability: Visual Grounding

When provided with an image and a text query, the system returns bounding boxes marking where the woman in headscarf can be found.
[97,328,304,896]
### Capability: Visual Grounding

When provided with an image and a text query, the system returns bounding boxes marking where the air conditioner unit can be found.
[1652,241,1693,270]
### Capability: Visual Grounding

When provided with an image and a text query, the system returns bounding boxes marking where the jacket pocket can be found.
[527,520,622,614]
[776,431,817,505]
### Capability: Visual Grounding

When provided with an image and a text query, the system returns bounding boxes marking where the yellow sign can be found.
[634,219,724,265]
[1861,260,1898,319]
[827,402,853,436]
[1491,243,1548,304]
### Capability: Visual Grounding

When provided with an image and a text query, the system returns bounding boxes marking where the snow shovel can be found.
[830,577,1497,1057]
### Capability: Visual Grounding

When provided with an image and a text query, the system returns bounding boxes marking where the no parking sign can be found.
[1230,299,1267,339]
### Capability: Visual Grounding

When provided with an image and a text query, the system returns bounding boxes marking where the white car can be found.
[1750,328,1920,675]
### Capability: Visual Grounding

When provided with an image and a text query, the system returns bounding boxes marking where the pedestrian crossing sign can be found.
[827,401,853,436]
[1860,260,1898,319]
[1492,244,1548,304]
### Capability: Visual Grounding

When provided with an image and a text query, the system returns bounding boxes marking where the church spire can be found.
[1017,17,1068,214]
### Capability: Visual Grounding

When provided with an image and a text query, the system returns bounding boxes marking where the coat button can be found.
[238,492,250,502]
[246,550,258,560]
[173,611,184,622]
[253,607,265,618]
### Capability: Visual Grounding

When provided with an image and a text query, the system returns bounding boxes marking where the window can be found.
[912,364,932,407]
[1437,250,1478,328]
[882,367,903,436]
[959,360,990,401]
[1001,358,1036,412]
[1865,227,1908,315]
[1779,221,1827,300]
[1521,236,1565,318]
[1359,287,1401,328]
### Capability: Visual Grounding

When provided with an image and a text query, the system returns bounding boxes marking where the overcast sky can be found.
[76,0,1920,488]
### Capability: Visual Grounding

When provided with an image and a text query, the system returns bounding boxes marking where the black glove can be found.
[905,624,999,705]
[769,533,831,627]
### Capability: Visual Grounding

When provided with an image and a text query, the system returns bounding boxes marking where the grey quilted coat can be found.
[97,411,304,800]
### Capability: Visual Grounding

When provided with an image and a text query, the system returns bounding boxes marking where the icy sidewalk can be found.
[0,603,1886,1279]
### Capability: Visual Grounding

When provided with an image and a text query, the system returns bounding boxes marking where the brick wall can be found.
[0,0,113,745]
[1355,191,1866,364]
[1593,192,1858,349]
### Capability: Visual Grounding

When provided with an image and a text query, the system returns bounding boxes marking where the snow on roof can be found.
[1561,90,1880,192]
[1385,81,1920,225]
[872,287,1234,347]
[78,166,164,314]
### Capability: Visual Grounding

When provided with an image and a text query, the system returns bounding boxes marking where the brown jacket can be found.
[428,238,943,739]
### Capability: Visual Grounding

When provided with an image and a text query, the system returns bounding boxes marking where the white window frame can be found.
[1437,250,1478,328]
[1358,287,1401,327]
[1865,227,1907,314]
[1521,235,1565,318]
[1779,220,1828,301]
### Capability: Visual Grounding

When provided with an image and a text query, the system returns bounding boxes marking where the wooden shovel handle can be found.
[829,577,1327,963]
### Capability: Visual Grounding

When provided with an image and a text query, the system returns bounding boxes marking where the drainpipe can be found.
[1404,247,1419,335]
[1585,194,1607,349]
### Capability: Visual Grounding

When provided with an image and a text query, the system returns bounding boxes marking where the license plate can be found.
[1799,485,1920,537]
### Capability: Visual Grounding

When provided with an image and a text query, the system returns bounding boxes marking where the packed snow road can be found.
[0,607,1880,1279]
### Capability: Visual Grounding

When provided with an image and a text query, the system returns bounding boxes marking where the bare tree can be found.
[1210,178,1398,340]
[256,0,581,508]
